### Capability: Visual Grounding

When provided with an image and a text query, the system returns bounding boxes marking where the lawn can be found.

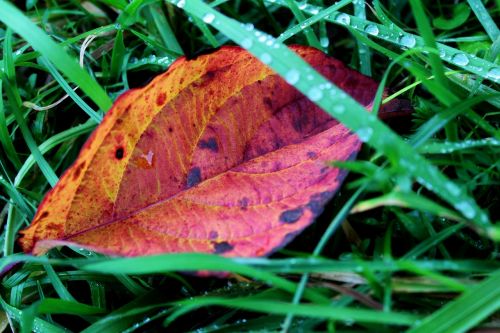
[0,0,499,332]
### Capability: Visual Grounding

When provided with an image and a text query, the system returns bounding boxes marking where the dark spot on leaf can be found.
[205,70,216,79]
[115,147,124,160]
[212,241,233,254]
[124,105,131,113]
[156,92,166,106]
[307,201,324,216]
[209,231,219,239]
[283,231,300,245]
[307,151,318,158]
[307,191,334,216]
[263,97,272,108]
[238,197,250,210]
[198,137,218,152]
[186,167,202,188]
[279,207,304,224]
[168,127,173,133]
[310,191,334,202]
[40,211,49,219]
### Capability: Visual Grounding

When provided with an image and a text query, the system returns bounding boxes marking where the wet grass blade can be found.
[0,0,112,111]
[407,270,500,333]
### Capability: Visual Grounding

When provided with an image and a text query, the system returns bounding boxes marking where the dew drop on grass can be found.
[285,69,300,85]
[455,201,476,219]
[320,37,330,48]
[335,13,351,25]
[260,53,272,64]
[445,182,461,196]
[241,38,253,49]
[244,23,254,31]
[398,34,416,48]
[487,67,500,81]
[307,87,323,101]
[355,127,373,142]
[298,1,308,10]
[451,53,469,66]
[176,0,185,8]
[202,13,215,24]
[364,24,379,36]
[332,105,345,114]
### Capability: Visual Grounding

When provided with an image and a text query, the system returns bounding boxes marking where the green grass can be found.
[0,0,499,332]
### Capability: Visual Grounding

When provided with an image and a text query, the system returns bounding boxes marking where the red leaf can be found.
[19,46,402,257]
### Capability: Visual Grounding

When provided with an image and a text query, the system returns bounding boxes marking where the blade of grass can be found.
[43,264,75,302]
[166,297,419,327]
[39,58,102,123]
[80,254,330,304]
[0,296,68,333]
[352,191,466,222]
[147,3,184,55]
[268,0,500,84]
[109,29,126,81]
[407,270,500,333]
[467,0,500,42]
[354,0,372,76]
[277,0,353,43]
[190,14,220,47]
[283,0,322,49]
[0,1,112,111]
[1,28,22,169]
[1,74,58,186]
[409,0,457,142]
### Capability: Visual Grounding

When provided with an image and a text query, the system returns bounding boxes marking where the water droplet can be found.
[241,38,253,49]
[307,87,323,101]
[320,37,329,48]
[455,201,476,219]
[451,53,469,66]
[487,67,500,81]
[399,34,416,48]
[356,127,373,142]
[202,12,215,24]
[298,2,307,10]
[332,105,345,114]
[445,182,461,196]
[364,24,379,36]
[244,23,254,31]
[335,13,351,25]
[176,0,185,8]
[310,8,319,15]
[258,35,267,42]
[285,69,300,85]
[260,53,272,64]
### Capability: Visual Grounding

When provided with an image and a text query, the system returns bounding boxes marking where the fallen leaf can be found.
[19,45,406,257]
